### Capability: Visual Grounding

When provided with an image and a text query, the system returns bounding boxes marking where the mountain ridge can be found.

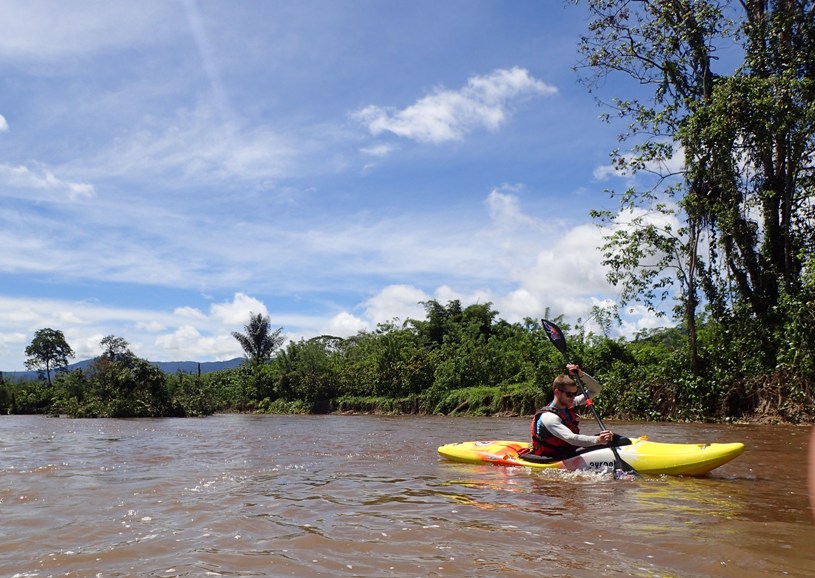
[1,357,245,382]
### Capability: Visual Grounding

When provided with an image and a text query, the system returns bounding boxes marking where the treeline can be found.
[2,298,813,423]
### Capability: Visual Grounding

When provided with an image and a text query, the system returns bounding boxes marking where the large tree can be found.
[24,328,75,386]
[578,0,815,373]
[232,313,285,365]
[99,335,136,364]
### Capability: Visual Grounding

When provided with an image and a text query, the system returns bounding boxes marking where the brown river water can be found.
[1,414,813,578]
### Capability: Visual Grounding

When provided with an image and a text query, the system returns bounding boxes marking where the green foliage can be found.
[5,296,814,422]
[580,1,815,379]
[331,394,424,415]
[61,356,169,417]
[166,371,219,417]
[232,312,285,365]
[10,335,218,418]
[433,383,545,417]
[0,378,53,414]
[776,263,815,377]
[24,328,75,386]
[257,397,312,414]
[271,338,338,412]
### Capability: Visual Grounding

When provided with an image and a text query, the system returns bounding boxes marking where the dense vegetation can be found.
[579,0,815,379]
[2,298,813,423]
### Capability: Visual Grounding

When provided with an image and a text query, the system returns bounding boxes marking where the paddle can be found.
[541,319,638,479]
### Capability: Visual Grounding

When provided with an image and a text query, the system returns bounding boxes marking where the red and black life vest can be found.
[529,404,581,458]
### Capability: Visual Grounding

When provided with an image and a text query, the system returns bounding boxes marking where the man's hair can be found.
[553,374,576,390]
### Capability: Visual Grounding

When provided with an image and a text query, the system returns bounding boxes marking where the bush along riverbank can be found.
[5,301,814,424]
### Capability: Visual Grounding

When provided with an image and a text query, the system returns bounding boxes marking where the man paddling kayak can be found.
[526,364,615,460]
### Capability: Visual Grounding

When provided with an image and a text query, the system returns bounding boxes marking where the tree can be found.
[83,335,170,417]
[273,338,337,411]
[24,328,75,386]
[99,335,136,364]
[577,0,815,373]
[232,313,285,365]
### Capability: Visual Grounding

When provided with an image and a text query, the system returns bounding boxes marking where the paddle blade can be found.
[614,468,637,481]
[542,319,569,360]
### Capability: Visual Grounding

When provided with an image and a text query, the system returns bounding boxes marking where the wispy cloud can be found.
[360,143,397,158]
[0,1,177,61]
[0,163,95,201]
[593,142,686,182]
[91,106,298,186]
[182,0,233,122]
[353,67,557,143]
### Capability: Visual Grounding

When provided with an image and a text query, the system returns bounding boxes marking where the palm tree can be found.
[232,313,285,365]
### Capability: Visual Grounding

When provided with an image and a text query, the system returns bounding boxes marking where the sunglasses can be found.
[558,389,578,398]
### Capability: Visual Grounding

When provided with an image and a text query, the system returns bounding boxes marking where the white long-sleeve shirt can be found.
[536,373,604,448]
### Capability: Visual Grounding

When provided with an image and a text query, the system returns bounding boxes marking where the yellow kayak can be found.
[437,436,745,476]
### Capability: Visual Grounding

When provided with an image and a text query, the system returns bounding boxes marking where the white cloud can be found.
[136,320,167,332]
[173,306,207,321]
[363,285,429,326]
[209,293,269,326]
[5,307,41,324]
[154,324,201,353]
[497,288,542,322]
[94,106,297,185]
[71,333,109,361]
[153,323,242,361]
[323,312,369,336]
[0,163,95,201]
[353,67,557,143]
[0,114,8,132]
[612,204,682,230]
[593,143,686,182]
[433,284,493,307]
[359,143,396,157]
[592,163,621,182]
[0,1,177,61]
[512,223,611,302]
[486,187,540,230]
[55,311,87,325]
[0,332,27,348]
[618,304,667,335]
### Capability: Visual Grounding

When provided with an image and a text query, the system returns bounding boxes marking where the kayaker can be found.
[528,363,614,459]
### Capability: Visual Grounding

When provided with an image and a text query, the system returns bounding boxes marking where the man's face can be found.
[556,386,578,403]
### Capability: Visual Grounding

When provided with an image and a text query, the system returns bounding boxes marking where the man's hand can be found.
[597,430,614,445]
[566,363,584,378]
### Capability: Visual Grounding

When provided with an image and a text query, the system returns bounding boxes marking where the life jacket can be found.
[528,403,581,458]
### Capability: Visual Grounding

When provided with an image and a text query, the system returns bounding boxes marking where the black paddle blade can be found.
[542,319,569,360]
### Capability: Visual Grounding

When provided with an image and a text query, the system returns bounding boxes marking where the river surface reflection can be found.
[1,414,812,577]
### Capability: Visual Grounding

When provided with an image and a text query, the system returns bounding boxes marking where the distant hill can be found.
[1,357,245,382]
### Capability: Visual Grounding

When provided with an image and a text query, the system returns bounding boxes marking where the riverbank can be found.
[262,382,815,426]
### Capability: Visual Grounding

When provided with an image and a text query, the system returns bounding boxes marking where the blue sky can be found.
[0,1,670,371]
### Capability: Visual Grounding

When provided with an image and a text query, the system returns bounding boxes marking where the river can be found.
[1,414,812,577]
